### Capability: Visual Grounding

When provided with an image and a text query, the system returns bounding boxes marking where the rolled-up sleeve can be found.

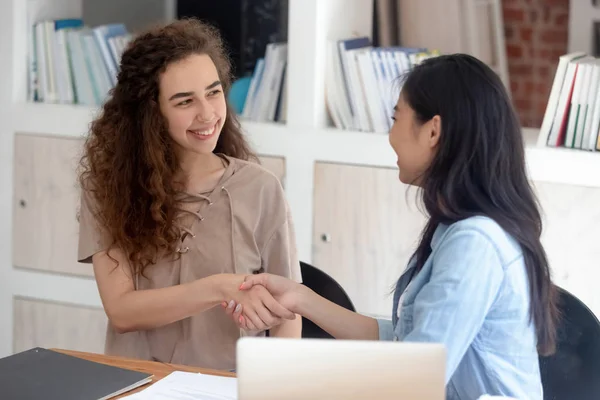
[377,318,395,341]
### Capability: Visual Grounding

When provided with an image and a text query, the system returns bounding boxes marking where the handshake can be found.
[219,273,304,333]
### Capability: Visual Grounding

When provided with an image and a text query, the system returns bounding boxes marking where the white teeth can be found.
[190,127,213,136]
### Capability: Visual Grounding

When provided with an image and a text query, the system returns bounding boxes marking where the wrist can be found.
[294,284,315,316]
[206,273,244,304]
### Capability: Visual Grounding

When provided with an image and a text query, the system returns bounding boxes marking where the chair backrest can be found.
[539,286,600,400]
[299,261,355,339]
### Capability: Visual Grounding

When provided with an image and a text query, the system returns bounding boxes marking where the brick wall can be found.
[503,0,570,128]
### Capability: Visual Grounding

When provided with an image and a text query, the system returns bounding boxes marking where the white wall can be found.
[82,0,174,32]
[568,1,600,54]
[0,0,16,359]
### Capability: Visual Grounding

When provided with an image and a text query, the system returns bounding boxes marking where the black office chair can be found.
[539,286,600,400]
[299,261,356,339]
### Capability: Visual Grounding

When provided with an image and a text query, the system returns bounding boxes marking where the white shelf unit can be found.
[12,102,600,190]
[2,0,600,359]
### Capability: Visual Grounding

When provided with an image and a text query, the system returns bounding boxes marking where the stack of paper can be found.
[122,371,237,400]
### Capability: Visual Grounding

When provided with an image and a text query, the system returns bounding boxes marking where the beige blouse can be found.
[77,155,302,370]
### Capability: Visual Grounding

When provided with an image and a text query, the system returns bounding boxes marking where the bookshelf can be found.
[2,0,600,359]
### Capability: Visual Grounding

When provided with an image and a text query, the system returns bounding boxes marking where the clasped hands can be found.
[220,273,300,332]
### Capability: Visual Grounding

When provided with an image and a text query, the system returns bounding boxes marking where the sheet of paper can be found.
[121,371,237,400]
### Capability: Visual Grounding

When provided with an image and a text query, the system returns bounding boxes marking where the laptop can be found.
[236,337,446,400]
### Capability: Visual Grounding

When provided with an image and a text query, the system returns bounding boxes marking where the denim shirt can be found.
[377,216,542,400]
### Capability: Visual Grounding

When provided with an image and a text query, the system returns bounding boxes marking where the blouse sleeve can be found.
[260,201,302,283]
[77,189,112,263]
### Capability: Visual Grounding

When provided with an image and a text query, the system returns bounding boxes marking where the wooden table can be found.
[51,348,236,399]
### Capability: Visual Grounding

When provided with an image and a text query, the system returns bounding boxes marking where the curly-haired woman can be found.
[76,18,301,370]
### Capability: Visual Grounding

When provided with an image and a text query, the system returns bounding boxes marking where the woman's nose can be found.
[196,103,215,122]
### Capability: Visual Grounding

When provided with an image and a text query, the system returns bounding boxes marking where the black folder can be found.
[0,347,153,400]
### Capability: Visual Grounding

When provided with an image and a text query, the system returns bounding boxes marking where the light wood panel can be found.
[311,164,600,320]
[399,0,467,55]
[12,133,91,276]
[12,134,286,277]
[398,0,493,66]
[13,297,107,354]
[312,162,427,318]
[533,181,600,318]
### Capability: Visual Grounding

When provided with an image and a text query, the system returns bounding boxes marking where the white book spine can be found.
[548,62,579,146]
[357,52,387,133]
[34,22,47,102]
[43,21,58,103]
[537,52,586,147]
[580,65,598,150]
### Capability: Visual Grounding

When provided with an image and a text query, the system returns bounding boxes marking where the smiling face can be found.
[388,93,441,185]
[158,53,227,158]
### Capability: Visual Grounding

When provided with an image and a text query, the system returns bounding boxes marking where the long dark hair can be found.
[78,18,256,277]
[402,54,558,355]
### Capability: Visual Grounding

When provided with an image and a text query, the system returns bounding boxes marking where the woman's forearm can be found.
[269,315,302,338]
[105,274,239,333]
[295,286,379,340]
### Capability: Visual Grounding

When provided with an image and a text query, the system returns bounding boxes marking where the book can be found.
[325,37,437,133]
[0,347,153,400]
[537,52,600,151]
[29,18,131,106]
[242,42,288,123]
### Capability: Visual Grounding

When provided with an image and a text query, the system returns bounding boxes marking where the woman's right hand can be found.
[218,274,296,332]
[239,273,303,312]
[220,273,304,332]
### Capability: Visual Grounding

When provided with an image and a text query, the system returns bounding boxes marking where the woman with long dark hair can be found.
[228,53,557,399]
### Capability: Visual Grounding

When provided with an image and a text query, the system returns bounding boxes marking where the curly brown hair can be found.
[78,18,256,276]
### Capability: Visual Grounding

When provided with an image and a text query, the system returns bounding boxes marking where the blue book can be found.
[92,23,129,86]
[55,19,83,30]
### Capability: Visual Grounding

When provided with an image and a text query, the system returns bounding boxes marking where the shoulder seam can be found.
[259,216,287,256]
[440,225,509,269]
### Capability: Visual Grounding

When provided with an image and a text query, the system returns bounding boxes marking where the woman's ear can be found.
[428,115,442,148]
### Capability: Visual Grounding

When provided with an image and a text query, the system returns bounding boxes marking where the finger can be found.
[233,306,246,330]
[238,315,246,330]
[244,308,267,331]
[243,315,257,331]
[239,274,268,291]
[261,292,295,320]
[233,303,243,321]
[254,303,281,328]
[240,315,255,331]
[224,300,236,317]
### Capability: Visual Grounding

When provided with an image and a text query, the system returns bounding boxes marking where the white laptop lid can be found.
[236,337,446,400]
